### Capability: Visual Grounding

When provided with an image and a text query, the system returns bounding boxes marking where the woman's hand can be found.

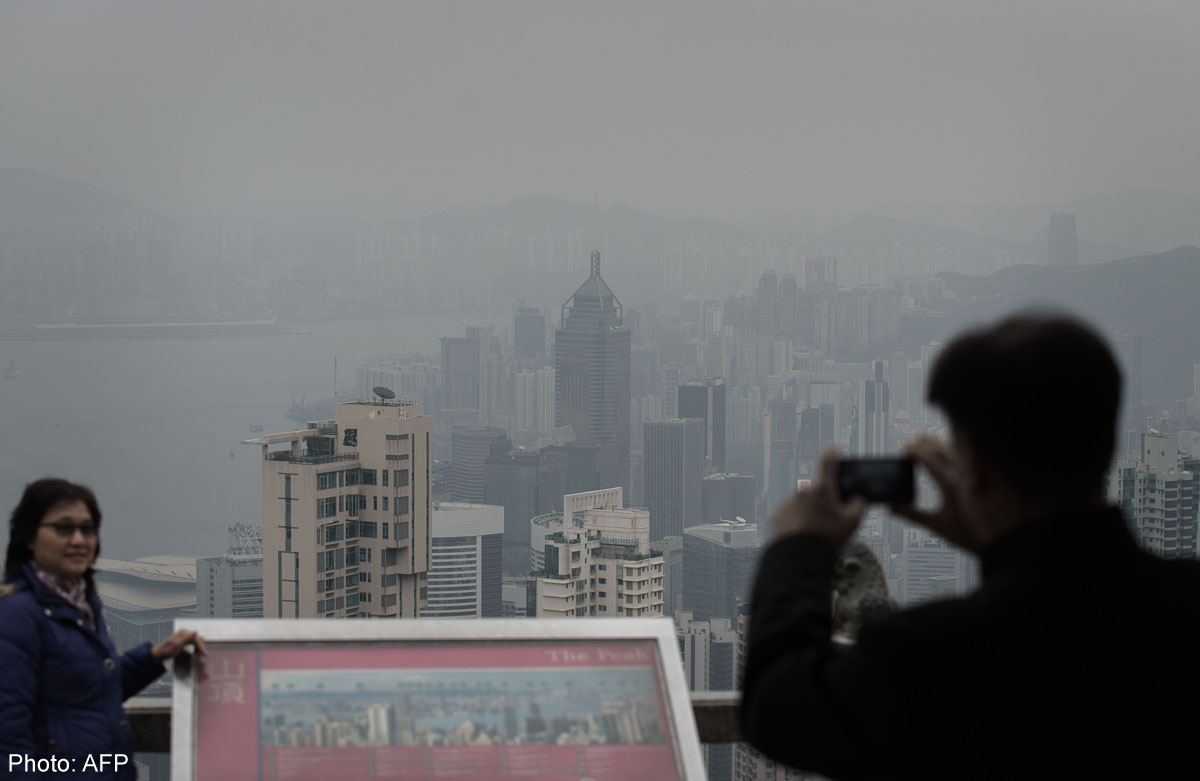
[151,628,207,661]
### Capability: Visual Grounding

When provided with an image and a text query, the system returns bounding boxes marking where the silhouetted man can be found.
[741,313,1200,780]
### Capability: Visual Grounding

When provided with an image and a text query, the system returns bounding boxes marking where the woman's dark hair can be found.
[928,311,1121,499]
[5,477,102,582]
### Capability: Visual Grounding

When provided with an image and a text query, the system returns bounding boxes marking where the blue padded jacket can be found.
[0,564,164,780]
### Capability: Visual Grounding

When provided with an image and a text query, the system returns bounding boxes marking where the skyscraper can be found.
[1048,213,1078,268]
[423,502,503,618]
[514,306,546,359]
[756,271,779,335]
[440,332,482,420]
[765,399,798,513]
[682,519,762,623]
[450,426,510,503]
[644,418,706,540]
[554,250,631,489]
[485,448,566,576]
[854,360,889,456]
[701,473,757,525]
[678,378,728,472]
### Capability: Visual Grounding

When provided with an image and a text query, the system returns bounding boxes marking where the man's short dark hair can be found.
[927,312,1121,498]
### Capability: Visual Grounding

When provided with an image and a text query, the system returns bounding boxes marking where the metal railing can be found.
[126,690,743,753]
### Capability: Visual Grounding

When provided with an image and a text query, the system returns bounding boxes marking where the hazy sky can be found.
[3,1,1198,221]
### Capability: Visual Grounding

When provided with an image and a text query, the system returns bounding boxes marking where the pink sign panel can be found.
[194,641,682,780]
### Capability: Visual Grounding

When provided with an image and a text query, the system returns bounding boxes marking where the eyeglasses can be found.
[41,522,98,539]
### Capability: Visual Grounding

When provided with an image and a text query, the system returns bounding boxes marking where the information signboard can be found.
[171,618,704,780]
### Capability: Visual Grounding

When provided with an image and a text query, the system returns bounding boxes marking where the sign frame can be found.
[170,617,705,780]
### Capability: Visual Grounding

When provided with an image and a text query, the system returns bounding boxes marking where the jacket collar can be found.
[978,505,1135,583]
[19,562,105,619]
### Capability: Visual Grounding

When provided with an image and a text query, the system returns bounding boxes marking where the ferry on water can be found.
[28,313,279,339]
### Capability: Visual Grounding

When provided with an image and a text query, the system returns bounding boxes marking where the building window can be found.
[395,496,409,516]
[317,497,337,519]
[382,470,389,487]
[338,470,345,487]
[383,523,388,540]
[395,470,409,487]
[360,469,378,485]
[382,496,388,512]
[373,495,378,511]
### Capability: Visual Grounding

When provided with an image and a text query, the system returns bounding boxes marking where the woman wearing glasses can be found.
[0,478,205,780]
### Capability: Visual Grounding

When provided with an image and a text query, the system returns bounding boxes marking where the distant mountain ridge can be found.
[930,245,1200,403]
[0,168,152,229]
[871,190,1200,255]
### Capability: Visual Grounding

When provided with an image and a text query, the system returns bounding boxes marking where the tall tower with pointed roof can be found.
[554,250,631,491]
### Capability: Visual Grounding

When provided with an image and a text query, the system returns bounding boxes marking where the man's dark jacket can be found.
[741,507,1200,780]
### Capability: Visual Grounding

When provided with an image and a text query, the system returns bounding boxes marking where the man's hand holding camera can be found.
[773,436,984,554]
[892,434,984,553]
[772,446,867,546]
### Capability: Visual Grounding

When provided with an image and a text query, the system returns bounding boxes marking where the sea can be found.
[0,315,494,561]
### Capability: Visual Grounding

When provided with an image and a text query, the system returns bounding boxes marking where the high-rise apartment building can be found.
[682,519,762,623]
[1048,213,1078,268]
[554,250,631,488]
[644,418,706,540]
[255,401,431,618]
[678,378,728,472]
[1108,432,1199,559]
[526,490,664,618]
[196,522,263,618]
[422,502,503,618]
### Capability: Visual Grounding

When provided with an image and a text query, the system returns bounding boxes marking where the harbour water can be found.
[0,315,492,560]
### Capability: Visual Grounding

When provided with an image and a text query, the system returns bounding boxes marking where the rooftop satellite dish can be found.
[373,386,396,401]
